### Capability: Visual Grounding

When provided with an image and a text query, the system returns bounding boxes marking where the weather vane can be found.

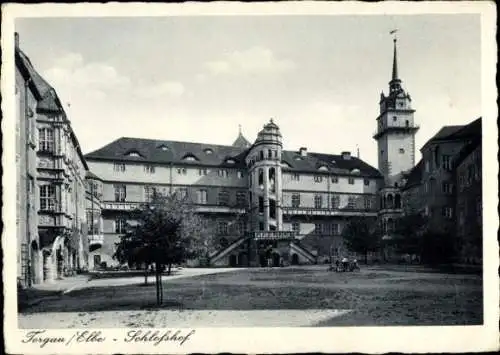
[390,29,398,41]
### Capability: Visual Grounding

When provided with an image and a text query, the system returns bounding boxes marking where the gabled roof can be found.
[85,137,383,178]
[402,159,424,190]
[421,117,481,151]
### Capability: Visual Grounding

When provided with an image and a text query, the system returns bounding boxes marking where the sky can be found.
[15,14,481,168]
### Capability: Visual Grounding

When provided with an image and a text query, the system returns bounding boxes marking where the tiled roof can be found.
[85,137,383,178]
[422,117,481,150]
[232,133,251,148]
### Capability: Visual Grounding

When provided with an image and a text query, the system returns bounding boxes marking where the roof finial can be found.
[270,117,274,124]
[356,144,360,158]
[238,124,242,135]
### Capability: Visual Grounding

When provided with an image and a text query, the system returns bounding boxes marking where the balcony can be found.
[102,202,140,211]
[282,206,378,217]
[196,205,246,214]
[250,231,296,241]
[373,125,420,139]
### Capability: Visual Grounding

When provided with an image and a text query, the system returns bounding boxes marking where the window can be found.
[144,186,156,202]
[269,199,276,219]
[399,148,405,154]
[177,168,187,175]
[291,193,301,208]
[291,173,300,181]
[259,151,264,160]
[218,169,229,178]
[443,207,453,219]
[442,182,453,194]
[314,175,323,183]
[218,190,229,206]
[113,163,126,172]
[331,195,340,209]
[38,128,54,152]
[314,194,323,209]
[258,169,264,186]
[364,179,370,186]
[217,222,228,235]
[144,165,155,174]
[292,222,300,233]
[40,185,56,211]
[425,160,430,173]
[178,188,188,200]
[347,196,356,209]
[196,189,207,204]
[236,192,246,207]
[268,150,273,159]
[442,155,452,171]
[393,116,397,121]
[237,171,244,179]
[348,177,355,185]
[115,219,126,234]
[258,196,264,213]
[127,151,141,157]
[331,223,339,235]
[114,184,126,202]
[331,176,339,183]
[364,197,372,210]
[314,223,322,234]
[183,155,197,162]
[198,168,208,176]
[259,222,264,231]
[204,148,213,155]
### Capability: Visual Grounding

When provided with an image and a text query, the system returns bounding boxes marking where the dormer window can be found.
[226,159,236,164]
[204,148,213,155]
[182,153,199,162]
[125,150,142,158]
[158,144,169,151]
[294,156,303,161]
[318,166,328,172]
[351,168,361,174]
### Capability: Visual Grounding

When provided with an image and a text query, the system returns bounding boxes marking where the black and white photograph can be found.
[2,2,498,354]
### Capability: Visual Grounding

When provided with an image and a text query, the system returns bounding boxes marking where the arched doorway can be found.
[272,252,281,267]
[291,253,299,265]
[229,254,237,267]
[238,252,248,267]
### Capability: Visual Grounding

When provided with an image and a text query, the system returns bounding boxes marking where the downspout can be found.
[24,78,32,287]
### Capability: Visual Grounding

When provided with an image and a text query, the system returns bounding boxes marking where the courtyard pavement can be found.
[18,265,482,328]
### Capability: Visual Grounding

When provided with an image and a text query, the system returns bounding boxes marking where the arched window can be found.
[395,194,402,209]
[258,168,264,186]
[387,218,394,233]
[269,167,276,192]
[268,149,272,159]
[386,194,394,209]
[259,151,264,161]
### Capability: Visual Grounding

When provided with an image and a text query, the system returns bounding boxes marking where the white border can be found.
[2,2,498,353]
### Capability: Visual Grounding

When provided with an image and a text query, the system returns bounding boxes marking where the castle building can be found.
[15,34,89,284]
[84,119,382,267]
[373,37,419,237]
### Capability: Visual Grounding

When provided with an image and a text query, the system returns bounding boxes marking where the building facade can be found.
[455,137,482,264]
[15,34,41,287]
[84,119,382,267]
[16,34,89,284]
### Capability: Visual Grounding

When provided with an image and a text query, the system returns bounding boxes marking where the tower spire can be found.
[392,37,398,81]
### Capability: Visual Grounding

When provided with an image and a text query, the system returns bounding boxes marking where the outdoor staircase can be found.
[290,241,317,264]
[209,236,249,265]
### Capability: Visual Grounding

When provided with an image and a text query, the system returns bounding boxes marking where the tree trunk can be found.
[364,251,368,265]
[167,263,172,276]
[144,265,148,285]
[155,264,160,305]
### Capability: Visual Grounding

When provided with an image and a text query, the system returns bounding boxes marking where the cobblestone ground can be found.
[18,266,482,327]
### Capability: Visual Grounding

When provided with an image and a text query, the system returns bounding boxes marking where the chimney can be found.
[299,147,307,157]
[15,32,19,49]
[341,151,351,160]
